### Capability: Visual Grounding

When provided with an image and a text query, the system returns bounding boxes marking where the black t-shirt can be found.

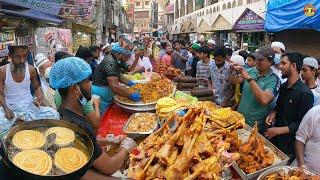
[59,108,102,177]
[271,79,314,155]
[92,54,122,86]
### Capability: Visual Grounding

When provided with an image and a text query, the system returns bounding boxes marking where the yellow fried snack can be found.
[45,127,75,146]
[54,147,88,173]
[12,130,46,150]
[13,149,52,175]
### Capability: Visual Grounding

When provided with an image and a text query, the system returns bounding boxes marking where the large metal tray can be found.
[257,166,315,180]
[232,125,289,180]
[114,84,176,106]
[123,113,159,139]
[115,101,156,113]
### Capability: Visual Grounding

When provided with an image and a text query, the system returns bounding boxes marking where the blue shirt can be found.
[173,48,188,70]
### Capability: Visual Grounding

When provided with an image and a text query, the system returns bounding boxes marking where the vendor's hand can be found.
[92,95,101,107]
[129,93,141,102]
[127,80,136,87]
[120,137,137,153]
[34,96,43,107]
[264,127,281,139]
[265,112,276,126]
[4,108,15,120]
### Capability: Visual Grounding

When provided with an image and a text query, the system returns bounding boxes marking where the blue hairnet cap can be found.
[111,43,125,54]
[49,57,92,89]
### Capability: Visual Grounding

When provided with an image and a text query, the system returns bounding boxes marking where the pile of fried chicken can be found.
[118,78,174,103]
[264,168,320,180]
[237,123,275,174]
[128,105,246,179]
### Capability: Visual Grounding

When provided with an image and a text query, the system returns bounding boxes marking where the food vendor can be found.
[92,43,141,114]
[48,57,137,179]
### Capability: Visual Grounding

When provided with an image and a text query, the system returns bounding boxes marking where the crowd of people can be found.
[1,35,320,178]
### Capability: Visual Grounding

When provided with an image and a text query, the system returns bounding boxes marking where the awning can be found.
[211,14,232,31]
[198,19,210,33]
[0,3,63,24]
[265,0,320,32]
[233,8,264,32]
[3,0,62,16]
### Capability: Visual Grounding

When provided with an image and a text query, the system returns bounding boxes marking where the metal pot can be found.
[0,119,94,180]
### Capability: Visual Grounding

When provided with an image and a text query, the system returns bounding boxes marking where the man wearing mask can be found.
[49,57,136,179]
[236,48,280,133]
[208,46,233,106]
[0,45,59,134]
[265,52,314,156]
[172,40,189,71]
[92,43,141,114]
[34,53,55,108]
[271,41,286,84]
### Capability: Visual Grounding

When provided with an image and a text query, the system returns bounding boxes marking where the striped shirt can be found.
[196,60,211,86]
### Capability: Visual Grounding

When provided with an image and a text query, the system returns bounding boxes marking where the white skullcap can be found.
[35,53,50,68]
[102,43,111,50]
[208,39,216,45]
[271,41,286,51]
[230,55,245,66]
[243,43,248,46]
[303,57,318,69]
[156,41,161,46]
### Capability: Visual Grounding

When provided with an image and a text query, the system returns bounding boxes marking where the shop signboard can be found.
[35,27,73,58]
[0,30,15,57]
[234,9,264,32]
[3,0,63,16]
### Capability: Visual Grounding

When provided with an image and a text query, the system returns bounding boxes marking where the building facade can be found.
[172,0,267,50]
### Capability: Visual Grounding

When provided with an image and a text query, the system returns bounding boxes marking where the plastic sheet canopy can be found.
[265,0,320,32]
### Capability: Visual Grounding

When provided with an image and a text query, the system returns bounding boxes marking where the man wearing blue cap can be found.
[92,43,141,114]
[49,57,137,179]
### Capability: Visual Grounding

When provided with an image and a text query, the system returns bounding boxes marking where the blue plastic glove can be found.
[128,80,136,87]
[129,93,141,102]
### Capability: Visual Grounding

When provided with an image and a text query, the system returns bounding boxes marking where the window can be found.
[238,0,243,6]
[136,2,141,6]
[145,1,150,6]
[232,1,236,7]
[223,3,226,10]
[247,0,252,4]
[227,2,231,9]
[213,7,216,12]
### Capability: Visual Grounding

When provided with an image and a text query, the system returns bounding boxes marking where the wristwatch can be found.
[247,77,254,83]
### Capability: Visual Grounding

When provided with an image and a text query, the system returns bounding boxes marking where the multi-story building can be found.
[122,0,135,24]
[134,0,159,36]
[172,0,266,50]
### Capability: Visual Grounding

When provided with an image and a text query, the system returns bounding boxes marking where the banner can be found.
[3,0,63,16]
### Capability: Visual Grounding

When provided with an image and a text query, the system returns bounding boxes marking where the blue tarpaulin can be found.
[0,8,63,24]
[265,0,320,32]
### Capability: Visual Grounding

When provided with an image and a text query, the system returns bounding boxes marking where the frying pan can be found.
[0,119,94,180]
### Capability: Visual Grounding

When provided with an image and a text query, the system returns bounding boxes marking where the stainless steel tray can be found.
[257,166,315,180]
[115,101,156,113]
[114,84,176,106]
[123,113,159,139]
[232,125,289,180]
